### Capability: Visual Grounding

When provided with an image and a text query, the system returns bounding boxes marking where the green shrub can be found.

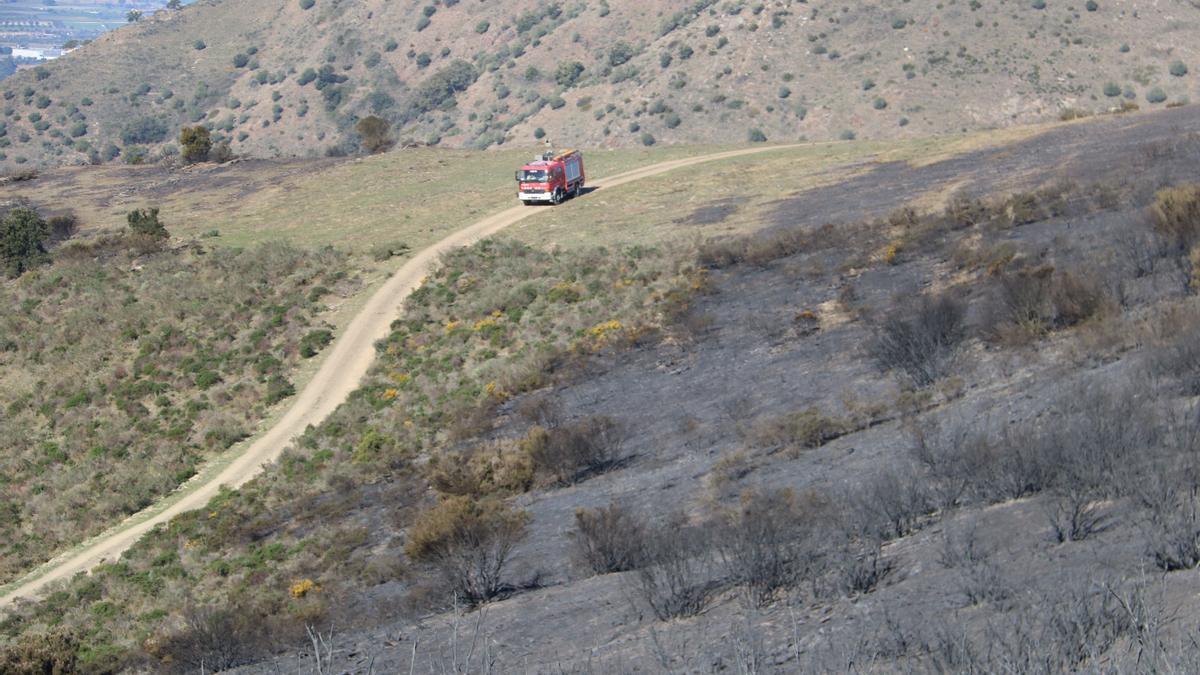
[1031,0,1045,8]
[232,53,249,68]
[300,329,334,357]
[778,86,791,99]
[179,126,212,162]
[1085,0,1098,9]
[608,41,635,67]
[862,78,875,90]
[748,128,767,142]
[1102,81,1121,97]
[121,117,168,145]
[892,18,907,29]
[127,207,168,239]
[1170,60,1189,77]
[0,207,49,277]
[299,0,315,9]
[193,40,206,50]
[1147,87,1167,103]
[840,129,857,140]
[555,61,585,88]
[416,15,431,31]
[533,127,545,139]
[664,112,682,128]
[640,131,656,146]
[873,97,888,110]
[475,20,490,33]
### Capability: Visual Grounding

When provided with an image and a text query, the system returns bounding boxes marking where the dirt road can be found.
[0,143,809,609]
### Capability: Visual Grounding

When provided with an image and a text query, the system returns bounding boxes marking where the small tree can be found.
[126,9,143,22]
[127,208,168,239]
[179,125,212,163]
[167,0,184,9]
[355,115,391,153]
[0,207,49,277]
[405,496,529,605]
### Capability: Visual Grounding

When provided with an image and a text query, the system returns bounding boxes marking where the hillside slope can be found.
[2,0,1198,168]
[5,106,1200,672]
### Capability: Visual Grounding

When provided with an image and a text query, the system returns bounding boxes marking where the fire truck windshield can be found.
[518,169,548,182]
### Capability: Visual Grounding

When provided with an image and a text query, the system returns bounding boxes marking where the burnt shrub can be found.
[404,496,530,605]
[355,115,392,153]
[869,292,967,387]
[1138,463,1200,570]
[1150,185,1200,253]
[631,516,722,620]
[159,605,267,672]
[714,488,828,606]
[525,415,628,484]
[985,265,1108,340]
[571,502,647,575]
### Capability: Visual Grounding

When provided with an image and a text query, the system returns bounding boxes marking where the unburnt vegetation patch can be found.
[0,231,354,585]
[0,237,704,671]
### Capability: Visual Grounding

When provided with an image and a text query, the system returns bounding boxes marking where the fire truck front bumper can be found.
[519,191,555,202]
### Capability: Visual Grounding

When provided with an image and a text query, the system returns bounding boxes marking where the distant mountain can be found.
[1,0,1197,168]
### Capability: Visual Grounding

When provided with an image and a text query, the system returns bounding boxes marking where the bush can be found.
[1170,60,1189,77]
[404,496,530,604]
[355,115,391,153]
[873,97,888,110]
[1147,87,1167,104]
[778,86,791,99]
[299,328,333,357]
[1103,81,1121,97]
[0,630,79,675]
[525,416,627,485]
[664,112,681,128]
[716,488,825,606]
[159,605,266,672]
[408,60,478,115]
[869,292,967,386]
[533,127,545,139]
[608,41,635,67]
[0,206,49,277]
[572,503,647,574]
[127,207,168,239]
[299,0,315,8]
[120,116,168,145]
[1150,185,1200,252]
[747,128,767,142]
[232,53,249,68]
[640,131,656,146]
[631,517,721,620]
[1086,0,1098,9]
[475,20,490,33]
[555,61,584,88]
[179,125,212,163]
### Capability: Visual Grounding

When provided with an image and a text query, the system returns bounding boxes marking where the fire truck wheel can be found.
[553,188,565,204]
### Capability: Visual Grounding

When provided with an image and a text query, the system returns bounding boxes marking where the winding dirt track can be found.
[0,144,801,609]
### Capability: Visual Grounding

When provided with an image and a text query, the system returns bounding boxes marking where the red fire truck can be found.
[516,149,585,205]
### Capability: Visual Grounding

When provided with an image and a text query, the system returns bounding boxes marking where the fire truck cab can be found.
[516,149,585,205]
